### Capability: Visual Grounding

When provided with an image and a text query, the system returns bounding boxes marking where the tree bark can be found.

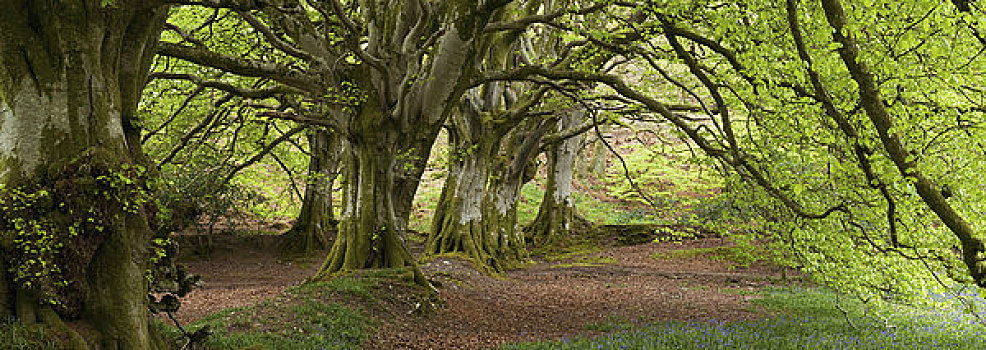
[581,125,610,178]
[314,128,429,285]
[0,1,168,348]
[426,111,547,269]
[280,127,340,256]
[528,109,590,247]
[426,122,502,272]
[483,121,546,262]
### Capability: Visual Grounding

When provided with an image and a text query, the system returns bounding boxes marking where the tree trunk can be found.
[299,1,492,290]
[483,121,546,263]
[392,132,441,232]
[426,115,547,269]
[314,126,429,286]
[426,126,502,272]
[528,110,590,247]
[0,1,168,348]
[281,127,340,256]
[582,125,610,178]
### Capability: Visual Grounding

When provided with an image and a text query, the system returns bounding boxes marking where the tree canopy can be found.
[3,0,986,347]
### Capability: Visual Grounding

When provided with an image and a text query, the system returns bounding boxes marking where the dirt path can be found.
[169,235,327,324]
[371,238,790,349]
[173,236,793,349]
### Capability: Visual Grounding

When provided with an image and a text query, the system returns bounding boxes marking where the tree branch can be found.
[157,42,322,93]
[149,72,300,99]
[236,11,315,62]
[163,0,265,10]
[820,0,986,285]
[483,4,607,33]
[220,124,308,185]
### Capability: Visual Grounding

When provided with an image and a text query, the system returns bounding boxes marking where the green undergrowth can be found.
[234,163,304,220]
[517,181,547,225]
[576,193,664,226]
[532,231,611,264]
[600,142,719,207]
[583,315,636,333]
[650,242,776,269]
[552,255,618,269]
[157,270,421,349]
[0,323,57,349]
[501,287,986,349]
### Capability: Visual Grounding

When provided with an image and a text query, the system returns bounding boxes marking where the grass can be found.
[157,271,407,349]
[650,243,773,269]
[584,315,634,333]
[598,142,719,208]
[500,287,986,349]
[574,191,665,226]
[0,322,57,349]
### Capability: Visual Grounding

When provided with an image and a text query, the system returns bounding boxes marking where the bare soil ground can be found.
[169,233,796,349]
[169,235,327,324]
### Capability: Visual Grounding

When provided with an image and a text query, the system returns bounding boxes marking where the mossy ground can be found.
[153,270,431,349]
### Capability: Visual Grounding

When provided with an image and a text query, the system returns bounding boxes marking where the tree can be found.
[579,125,610,178]
[527,108,591,247]
[158,1,515,285]
[424,0,630,268]
[423,3,548,269]
[481,0,986,298]
[0,1,171,348]
[545,0,986,295]
[482,118,551,262]
[522,4,644,248]
[280,126,341,255]
[425,80,548,271]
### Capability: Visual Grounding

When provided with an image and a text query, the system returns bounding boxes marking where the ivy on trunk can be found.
[0,1,170,348]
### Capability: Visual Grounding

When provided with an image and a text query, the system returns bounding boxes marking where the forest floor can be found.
[171,231,799,349]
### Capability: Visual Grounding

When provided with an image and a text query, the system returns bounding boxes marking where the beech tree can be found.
[666,0,986,294]
[424,2,552,270]
[462,0,986,304]
[522,5,645,248]
[527,109,592,246]
[280,127,340,255]
[488,0,986,297]
[0,0,172,348]
[425,0,639,267]
[157,0,522,284]
[425,80,549,271]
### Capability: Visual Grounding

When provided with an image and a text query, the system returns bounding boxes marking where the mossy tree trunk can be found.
[311,1,497,284]
[426,105,502,272]
[281,127,341,255]
[427,111,548,270]
[528,109,589,247]
[0,1,169,348]
[156,0,504,286]
[482,120,548,263]
[314,120,429,285]
[429,130,463,242]
[422,7,557,271]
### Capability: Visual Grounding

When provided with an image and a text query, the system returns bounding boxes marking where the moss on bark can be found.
[528,110,589,248]
[0,2,169,348]
[281,128,339,256]
[314,131,431,288]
